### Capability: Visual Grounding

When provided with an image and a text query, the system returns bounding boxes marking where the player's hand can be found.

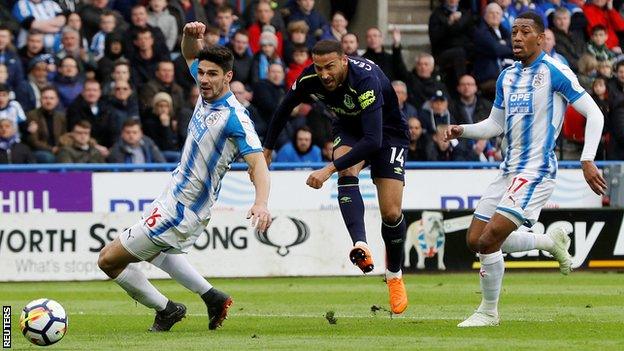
[247,203,272,233]
[306,166,333,189]
[444,125,463,141]
[262,148,273,168]
[581,160,607,195]
[183,21,206,39]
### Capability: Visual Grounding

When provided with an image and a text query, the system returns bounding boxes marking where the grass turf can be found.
[2,272,624,350]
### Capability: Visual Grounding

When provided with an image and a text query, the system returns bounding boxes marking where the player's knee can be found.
[97,249,118,276]
[381,209,402,225]
[477,230,498,253]
[466,236,480,253]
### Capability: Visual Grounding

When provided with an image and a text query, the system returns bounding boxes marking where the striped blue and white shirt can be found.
[157,59,262,221]
[494,52,585,178]
[89,31,107,61]
[12,0,63,50]
[0,100,27,137]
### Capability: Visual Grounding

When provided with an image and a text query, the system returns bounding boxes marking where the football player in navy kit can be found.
[262,40,410,314]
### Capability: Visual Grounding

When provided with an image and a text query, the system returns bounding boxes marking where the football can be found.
[19,298,68,346]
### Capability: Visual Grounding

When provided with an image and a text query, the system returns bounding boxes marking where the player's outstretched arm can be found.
[447,107,505,141]
[571,94,608,195]
[181,21,205,66]
[244,152,272,232]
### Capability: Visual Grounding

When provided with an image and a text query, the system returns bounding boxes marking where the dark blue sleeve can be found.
[333,106,383,171]
[263,76,308,149]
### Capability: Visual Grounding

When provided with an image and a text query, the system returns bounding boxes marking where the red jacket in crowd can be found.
[583,3,624,49]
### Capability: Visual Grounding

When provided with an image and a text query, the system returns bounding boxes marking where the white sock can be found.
[385,269,402,280]
[501,231,554,252]
[150,253,213,295]
[477,250,504,316]
[114,264,168,311]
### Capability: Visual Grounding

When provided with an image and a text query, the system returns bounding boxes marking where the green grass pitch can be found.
[2,272,624,350]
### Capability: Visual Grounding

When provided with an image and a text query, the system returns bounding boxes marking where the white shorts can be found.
[473,171,555,227]
[119,199,209,261]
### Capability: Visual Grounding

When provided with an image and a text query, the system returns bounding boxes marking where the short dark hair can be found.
[122,119,141,130]
[0,83,9,93]
[516,11,545,33]
[233,28,248,38]
[342,32,359,42]
[616,60,624,71]
[293,44,309,54]
[216,4,234,14]
[196,45,234,73]
[40,85,59,96]
[591,25,607,35]
[74,120,92,130]
[312,40,344,56]
[0,25,10,34]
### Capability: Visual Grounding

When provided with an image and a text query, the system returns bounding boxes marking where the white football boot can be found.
[547,226,572,275]
[457,311,500,328]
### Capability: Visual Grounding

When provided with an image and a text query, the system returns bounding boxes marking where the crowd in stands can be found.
[0,0,623,165]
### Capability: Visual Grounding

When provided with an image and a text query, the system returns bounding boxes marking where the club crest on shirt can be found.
[343,94,355,109]
[205,110,226,126]
[532,73,545,88]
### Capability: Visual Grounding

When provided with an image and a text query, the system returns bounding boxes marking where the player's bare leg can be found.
[334,145,371,272]
[98,237,186,332]
[459,214,516,327]
[376,177,408,314]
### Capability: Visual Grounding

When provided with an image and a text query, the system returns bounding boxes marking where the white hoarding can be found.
[93,169,601,212]
[0,211,386,281]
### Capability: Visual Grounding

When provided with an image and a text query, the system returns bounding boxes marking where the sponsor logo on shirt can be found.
[508,92,534,114]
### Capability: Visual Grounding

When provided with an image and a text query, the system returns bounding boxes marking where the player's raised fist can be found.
[183,22,206,38]
[444,125,463,141]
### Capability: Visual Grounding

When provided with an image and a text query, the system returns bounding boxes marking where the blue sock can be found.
[382,214,406,273]
[337,176,367,244]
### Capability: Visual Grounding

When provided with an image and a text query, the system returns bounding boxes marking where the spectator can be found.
[396,52,447,113]
[406,116,431,161]
[608,89,624,159]
[586,25,616,62]
[495,0,521,33]
[108,79,139,136]
[66,79,115,148]
[108,119,165,164]
[275,125,322,163]
[583,0,624,52]
[552,7,586,72]
[428,0,474,86]
[124,5,170,60]
[139,60,185,116]
[420,90,459,134]
[537,0,586,30]
[472,3,513,100]
[608,59,624,100]
[241,0,285,32]
[597,60,613,79]
[215,4,240,46]
[285,44,312,89]
[102,60,131,97]
[15,54,54,112]
[25,86,66,163]
[544,28,570,65]
[56,120,105,163]
[283,0,327,47]
[175,85,198,142]
[283,20,310,66]
[320,139,333,162]
[0,83,27,136]
[168,0,207,28]
[0,26,24,92]
[320,11,348,42]
[230,80,265,141]
[96,33,127,83]
[250,31,283,85]
[392,80,418,120]
[12,0,66,50]
[450,74,493,125]
[247,1,284,56]
[341,32,360,57]
[55,27,96,73]
[470,139,501,162]
[78,0,126,40]
[227,29,253,85]
[362,27,407,82]
[90,10,118,61]
[203,25,221,47]
[142,92,180,160]
[0,117,35,163]
[53,56,84,109]
[0,2,20,38]
[577,53,598,91]
[17,30,45,74]
[426,124,476,161]
[130,28,165,86]
[65,12,90,51]
[253,63,285,119]
[148,0,178,51]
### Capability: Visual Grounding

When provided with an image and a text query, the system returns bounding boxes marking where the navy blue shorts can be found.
[332,132,406,182]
